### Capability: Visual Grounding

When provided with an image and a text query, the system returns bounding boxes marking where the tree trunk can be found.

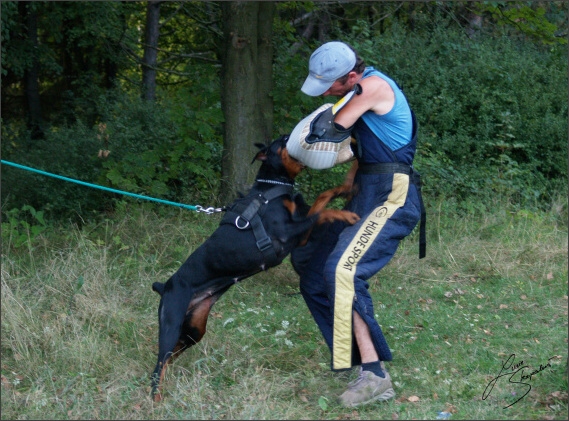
[220,1,275,202]
[19,1,43,139]
[256,1,275,142]
[142,1,160,101]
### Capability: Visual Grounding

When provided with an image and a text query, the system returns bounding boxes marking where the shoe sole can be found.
[344,387,396,407]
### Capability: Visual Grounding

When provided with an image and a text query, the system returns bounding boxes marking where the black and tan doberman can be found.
[150,135,359,401]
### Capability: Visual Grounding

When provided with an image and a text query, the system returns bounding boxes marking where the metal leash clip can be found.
[195,205,226,214]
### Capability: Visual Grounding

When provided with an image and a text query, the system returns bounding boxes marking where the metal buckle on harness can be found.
[256,237,272,252]
[235,216,250,229]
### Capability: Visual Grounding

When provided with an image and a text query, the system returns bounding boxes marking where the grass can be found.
[1,197,567,420]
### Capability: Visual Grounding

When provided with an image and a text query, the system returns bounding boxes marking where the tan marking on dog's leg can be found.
[187,296,214,341]
[153,295,216,402]
[153,358,170,402]
[282,199,297,215]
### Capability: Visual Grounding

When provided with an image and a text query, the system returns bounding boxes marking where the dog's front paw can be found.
[342,211,360,225]
[317,209,360,225]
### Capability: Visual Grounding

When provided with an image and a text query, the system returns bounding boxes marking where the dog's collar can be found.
[255,179,294,188]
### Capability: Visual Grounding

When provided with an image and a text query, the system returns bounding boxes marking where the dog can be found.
[150,135,359,401]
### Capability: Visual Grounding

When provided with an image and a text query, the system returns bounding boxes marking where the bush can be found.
[2,14,566,220]
[97,91,223,205]
[1,84,224,221]
[356,21,567,209]
[273,17,568,210]
[1,118,110,219]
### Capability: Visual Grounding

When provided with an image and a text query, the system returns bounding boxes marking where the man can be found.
[290,41,424,407]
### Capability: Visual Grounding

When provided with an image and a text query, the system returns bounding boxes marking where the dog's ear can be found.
[252,142,269,163]
[252,151,267,164]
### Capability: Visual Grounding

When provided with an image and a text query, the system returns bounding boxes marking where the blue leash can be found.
[1,159,224,214]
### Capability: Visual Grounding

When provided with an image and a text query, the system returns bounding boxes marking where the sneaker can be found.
[339,368,396,407]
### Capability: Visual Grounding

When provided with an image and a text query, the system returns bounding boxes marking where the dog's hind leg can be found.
[151,283,232,402]
[151,287,192,401]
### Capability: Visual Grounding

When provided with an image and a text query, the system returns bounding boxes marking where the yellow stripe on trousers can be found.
[332,173,410,370]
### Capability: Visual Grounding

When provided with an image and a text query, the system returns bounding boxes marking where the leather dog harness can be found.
[221,184,294,267]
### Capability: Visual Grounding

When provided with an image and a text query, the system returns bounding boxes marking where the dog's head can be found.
[253,135,305,181]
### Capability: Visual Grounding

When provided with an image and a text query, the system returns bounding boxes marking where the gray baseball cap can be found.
[301,41,356,96]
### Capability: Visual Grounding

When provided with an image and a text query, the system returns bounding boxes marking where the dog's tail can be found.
[152,282,165,296]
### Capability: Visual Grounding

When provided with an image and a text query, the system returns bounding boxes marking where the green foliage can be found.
[269,7,567,211]
[286,15,568,210]
[0,1,19,77]
[2,1,567,221]
[98,81,224,208]
[1,118,109,219]
[1,205,49,248]
[272,16,323,135]
[1,85,224,220]
[317,395,329,411]
[268,11,568,210]
[476,2,567,45]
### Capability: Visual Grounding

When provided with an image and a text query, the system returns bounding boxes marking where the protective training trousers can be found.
[291,170,421,370]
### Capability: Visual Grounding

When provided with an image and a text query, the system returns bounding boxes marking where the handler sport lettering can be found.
[341,207,388,272]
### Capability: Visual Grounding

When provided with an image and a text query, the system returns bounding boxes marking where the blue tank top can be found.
[353,67,416,165]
